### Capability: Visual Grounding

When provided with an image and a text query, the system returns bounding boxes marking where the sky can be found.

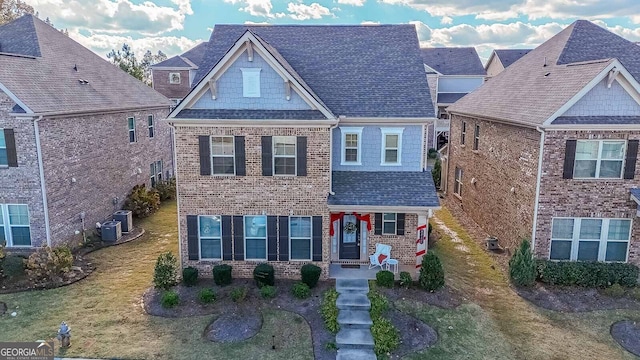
[23,0,640,64]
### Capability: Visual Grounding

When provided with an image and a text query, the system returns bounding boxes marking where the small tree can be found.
[509,239,537,287]
[154,252,178,290]
[431,158,441,189]
[419,252,445,291]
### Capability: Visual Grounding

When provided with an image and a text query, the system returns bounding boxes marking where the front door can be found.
[339,214,360,259]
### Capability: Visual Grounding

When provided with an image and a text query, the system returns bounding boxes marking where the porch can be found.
[328,263,418,279]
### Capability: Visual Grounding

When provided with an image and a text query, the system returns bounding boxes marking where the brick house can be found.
[150,42,208,103]
[484,49,532,78]
[0,15,173,249]
[444,20,640,266]
[168,25,440,279]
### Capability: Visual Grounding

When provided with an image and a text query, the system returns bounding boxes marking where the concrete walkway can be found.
[335,278,376,360]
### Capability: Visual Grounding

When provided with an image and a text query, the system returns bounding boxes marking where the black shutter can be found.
[262,136,272,176]
[198,135,211,176]
[296,136,307,176]
[278,216,289,261]
[233,216,244,261]
[374,213,382,235]
[4,129,17,167]
[396,213,405,236]
[186,215,199,260]
[222,216,233,260]
[234,136,246,176]
[267,216,278,261]
[624,140,638,180]
[312,216,323,262]
[562,140,577,179]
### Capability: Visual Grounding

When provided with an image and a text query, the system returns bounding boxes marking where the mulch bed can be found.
[205,311,263,342]
[387,308,438,358]
[379,284,463,309]
[516,284,640,312]
[611,320,640,357]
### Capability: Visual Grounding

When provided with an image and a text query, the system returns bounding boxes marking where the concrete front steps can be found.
[335,278,377,360]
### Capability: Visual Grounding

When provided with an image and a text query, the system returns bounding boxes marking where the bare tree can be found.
[0,0,35,25]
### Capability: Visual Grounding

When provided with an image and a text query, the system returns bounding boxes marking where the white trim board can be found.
[0,81,33,114]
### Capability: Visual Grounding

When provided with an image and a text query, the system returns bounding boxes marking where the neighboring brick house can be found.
[484,49,532,78]
[444,20,640,266]
[419,48,486,150]
[168,25,440,279]
[0,15,173,249]
[150,42,208,103]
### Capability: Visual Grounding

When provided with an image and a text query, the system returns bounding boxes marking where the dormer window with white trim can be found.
[169,72,181,84]
[241,68,261,97]
[380,127,403,165]
[340,127,363,165]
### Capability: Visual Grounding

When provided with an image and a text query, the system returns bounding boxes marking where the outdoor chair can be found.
[369,243,392,270]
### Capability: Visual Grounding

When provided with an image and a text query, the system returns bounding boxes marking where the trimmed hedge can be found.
[321,289,340,333]
[301,264,322,288]
[182,266,198,286]
[292,281,311,299]
[253,263,275,287]
[420,252,445,291]
[213,264,232,286]
[509,239,536,287]
[198,288,216,304]
[536,260,639,288]
[161,291,179,308]
[376,270,394,288]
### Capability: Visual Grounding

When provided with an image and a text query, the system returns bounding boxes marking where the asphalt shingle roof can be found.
[0,15,171,114]
[328,171,440,208]
[154,42,209,69]
[553,116,640,125]
[419,47,485,76]
[175,109,326,120]
[494,49,532,68]
[631,188,640,202]
[154,56,193,68]
[448,21,631,126]
[0,15,40,57]
[192,25,435,118]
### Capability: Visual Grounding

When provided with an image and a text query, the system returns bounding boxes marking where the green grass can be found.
[398,208,638,360]
[0,201,313,360]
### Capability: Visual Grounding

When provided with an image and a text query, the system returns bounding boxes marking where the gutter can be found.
[33,116,52,247]
[328,121,340,196]
[168,122,182,267]
[531,126,545,252]
[30,105,171,119]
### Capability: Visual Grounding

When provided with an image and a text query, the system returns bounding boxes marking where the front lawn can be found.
[0,201,313,360]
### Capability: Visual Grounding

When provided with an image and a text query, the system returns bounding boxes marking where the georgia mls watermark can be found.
[0,341,54,360]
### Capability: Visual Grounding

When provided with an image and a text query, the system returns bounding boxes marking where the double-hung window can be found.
[382,213,397,235]
[150,160,163,187]
[273,136,296,175]
[290,216,312,260]
[1,204,31,246]
[341,127,363,165]
[199,216,222,260]
[128,117,136,143]
[245,215,267,260]
[454,167,463,196]
[574,140,625,179]
[473,125,480,150]
[381,128,403,165]
[0,130,6,166]
[550,218,631,262]
[211,136,235,175]
[461,121,467,145]
[148,115,154,138]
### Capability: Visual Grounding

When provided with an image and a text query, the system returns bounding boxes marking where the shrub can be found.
[376,270,395,288]
[155,178,176,201]
[371,317,400,356]
[123,184,160,218]
[2,255,26,279]
[431,158,442,189]
[509,239,537,287]
[536,260,639,288]
[230,287,247,302]
[399,271,413,288]
[161,290,179,308]
[368,290,390,320]
[428,148,438,159]
[198,288,216,304]
[301,264,322,288]
[292,281,311,299]
[25,246,73,283]
[213,264,232,286]
[253,263,275,287]
[602,283,626,298]
[321,289,340,333]
[325,342,337,351]
[419,252,445,291]
[260,285,277,299]
[153,252,178,290]
[182,266,198,286]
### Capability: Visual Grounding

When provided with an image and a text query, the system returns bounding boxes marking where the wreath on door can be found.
[344,222,357,234]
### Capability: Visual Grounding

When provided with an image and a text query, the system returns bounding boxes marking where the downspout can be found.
[33,116,52,247]
[531,126,545,252]
[168,123,183,267]
[328,120,340,196]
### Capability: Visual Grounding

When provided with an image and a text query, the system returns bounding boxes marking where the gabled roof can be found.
[493,49,532,68]
[448,20,640,127]
[153,41,208,69]
[190,25,434,118]
[419,47,485,76]
[0,15,171,115]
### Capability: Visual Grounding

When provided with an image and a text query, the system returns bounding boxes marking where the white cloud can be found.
[361,21,380,25]
[223,0,285,18]
[440,16,452,25]
[337,0,366,6]
[286,2,332,20]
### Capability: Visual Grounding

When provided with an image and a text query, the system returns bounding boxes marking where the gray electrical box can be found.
[101,221,122,242]
[113,210,133,233]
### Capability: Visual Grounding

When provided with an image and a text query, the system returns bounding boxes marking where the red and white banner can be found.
[416,215,428,268]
